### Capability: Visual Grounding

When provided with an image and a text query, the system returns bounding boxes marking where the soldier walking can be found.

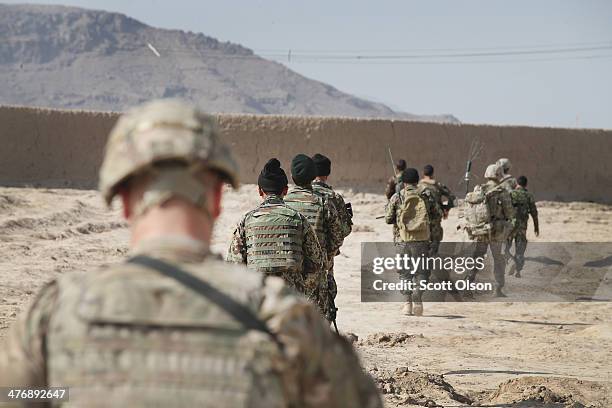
[385,168,432,316]
[417,164,456,256]
[497,157,518,192]
[463,164,516,297]
[507,175,539,277]
[311,153,353,323]
[284,154,344,321]
[385,159,407,200]
[227,158,324,297]
[0,100,382,408]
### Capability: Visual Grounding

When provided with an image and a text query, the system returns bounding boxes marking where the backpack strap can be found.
[127,255,283,350]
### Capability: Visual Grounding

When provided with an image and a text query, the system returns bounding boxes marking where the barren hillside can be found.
[0,3,458,122]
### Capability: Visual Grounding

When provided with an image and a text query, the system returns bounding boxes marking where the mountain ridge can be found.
[0,3,459,123]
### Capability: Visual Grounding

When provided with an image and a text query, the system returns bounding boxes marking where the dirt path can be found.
[1,186,610,407]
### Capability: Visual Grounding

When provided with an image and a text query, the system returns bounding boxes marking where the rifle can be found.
[327,274,339,334]
[387,147,398,177]
[459,137,484,196]
[345,202,353,218]
[464,160,472,195]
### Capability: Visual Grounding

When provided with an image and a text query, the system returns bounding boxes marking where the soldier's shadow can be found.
[583,255,612,268]
[524,256,564,266]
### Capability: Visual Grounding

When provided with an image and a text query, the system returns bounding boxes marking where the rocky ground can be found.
[1,185,610,407]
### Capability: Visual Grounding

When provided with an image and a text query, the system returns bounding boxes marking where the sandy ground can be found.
[1,185,611,407]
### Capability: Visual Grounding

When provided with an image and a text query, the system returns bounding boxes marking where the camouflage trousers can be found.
[396,241,431,303]
[506,226,528,272]
[261,268,305,295]
[325,255,339,323]
[428,221,443,256]
[469,239,506,289]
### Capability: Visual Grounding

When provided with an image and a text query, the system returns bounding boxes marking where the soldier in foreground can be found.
[508,175,539,277]
[497,157,518,192]
[463,164,516,297]
[227,158,324,297]
[0,100,382,408]
[284,154,344,321]
[385,159,407,200]
[385,168,431,316]
[417,164,456,256]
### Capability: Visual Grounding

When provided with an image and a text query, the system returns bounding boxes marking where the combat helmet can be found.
[99,99,238,214]
[484,164,503,181]
[496,158,511,173]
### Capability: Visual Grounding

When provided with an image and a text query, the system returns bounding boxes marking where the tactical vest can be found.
[45,260,287,408]
[284,188,326,247]
[244,204,305,272]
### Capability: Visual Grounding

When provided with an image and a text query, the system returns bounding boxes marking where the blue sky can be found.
[4,0,612,129]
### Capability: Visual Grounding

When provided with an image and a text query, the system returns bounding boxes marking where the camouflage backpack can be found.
[464,184,502,237]
[397,189,430,241]
[417,182,444,222]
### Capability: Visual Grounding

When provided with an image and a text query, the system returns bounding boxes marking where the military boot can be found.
[413,302,424,316]
[401,301,413,315]
[495,285,507,298]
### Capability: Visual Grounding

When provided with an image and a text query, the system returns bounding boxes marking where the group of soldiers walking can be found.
[0,97,542,406]
[384,156,539,313]
[227,153,353,326]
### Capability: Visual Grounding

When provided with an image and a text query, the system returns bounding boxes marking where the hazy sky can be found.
[5,0,612,129]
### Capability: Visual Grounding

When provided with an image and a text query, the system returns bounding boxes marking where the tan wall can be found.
[1,105,611,202]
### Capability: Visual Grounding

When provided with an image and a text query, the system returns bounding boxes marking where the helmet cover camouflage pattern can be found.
[99,99,239,205]
[496,157,512,172]
[484,163,503,180]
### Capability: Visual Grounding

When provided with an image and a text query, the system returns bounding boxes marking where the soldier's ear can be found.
[118,189,132,221]
[210,180,224,220]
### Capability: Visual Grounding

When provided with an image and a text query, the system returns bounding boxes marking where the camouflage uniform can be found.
[496,158,517,193]
[312,180,352,309]
[385,184,433,303]
[468,180,516,292]
[284,185,344,317]
[509,186,539,273]
[500,174,518,192]
[227,194,324,299]
[312,180,353,239]
[0,99,382,408]
[417,179,459,298]
[0,238,382,408]
[417,179,456,256]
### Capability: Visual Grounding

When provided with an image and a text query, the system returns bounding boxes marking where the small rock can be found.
[557,325,564,329]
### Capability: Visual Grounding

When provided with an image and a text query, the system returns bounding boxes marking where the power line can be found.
[142,42,612,65]
[270,54,612,65]
[254,40,612,54]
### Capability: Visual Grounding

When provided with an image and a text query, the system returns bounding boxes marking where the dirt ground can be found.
[1,185,611,407]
